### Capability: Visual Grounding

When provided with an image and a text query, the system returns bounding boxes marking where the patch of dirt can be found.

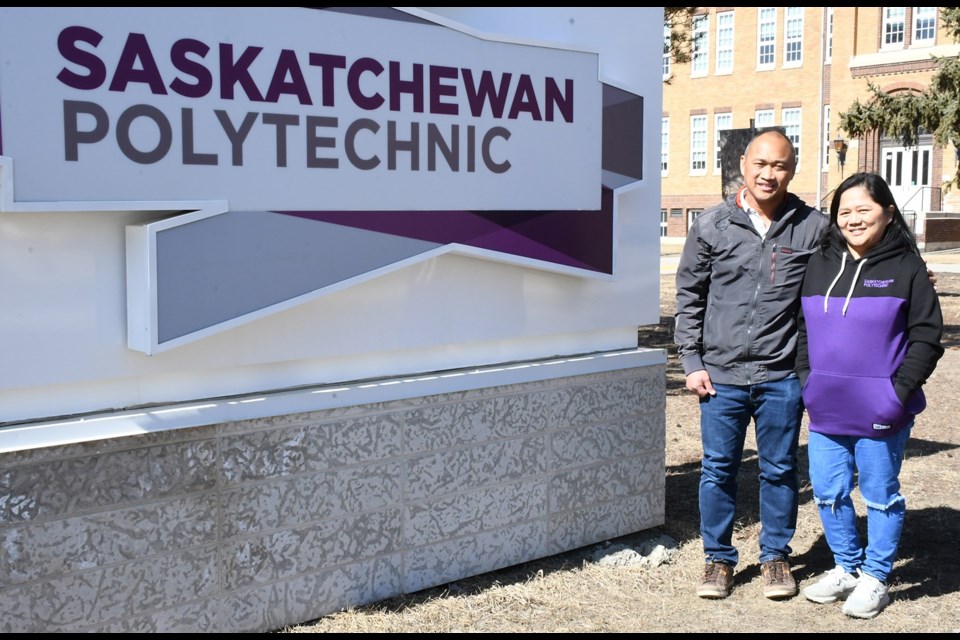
[281,273,960,634]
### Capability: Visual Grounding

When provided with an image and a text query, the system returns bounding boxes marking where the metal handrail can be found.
[900,185,937,211]
[816,185,940,215]
[819,187,836,210]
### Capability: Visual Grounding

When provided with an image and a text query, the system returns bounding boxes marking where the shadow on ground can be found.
[662,436,960,594]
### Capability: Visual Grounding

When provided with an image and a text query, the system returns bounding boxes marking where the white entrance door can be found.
[881,146,932,230]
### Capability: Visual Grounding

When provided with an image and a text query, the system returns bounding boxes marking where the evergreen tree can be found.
[663,7,697,84]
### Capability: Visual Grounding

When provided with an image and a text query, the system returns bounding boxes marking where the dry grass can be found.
[281,270,960,634]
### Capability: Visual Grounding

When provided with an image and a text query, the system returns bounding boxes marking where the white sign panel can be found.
[0,7,660,431]
[0,7,601,211]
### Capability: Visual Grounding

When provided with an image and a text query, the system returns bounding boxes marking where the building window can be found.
[822,104,831,169]
[784,7,804,66]
[663,21,672,79]
[883,7,906,47]
[755,108,775,129]
[825,7,834,62]
[692,14,709,77]
[690,115,708,174]
[914,7,937,45]
[714,112,733,173]
[687,209,703,231]
[757,8,777,69]
[716,11,734,75]
[661,117,670,175]
[782,107,801,168]
[660,209,669,237]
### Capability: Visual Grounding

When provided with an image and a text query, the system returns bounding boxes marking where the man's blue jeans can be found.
[807,424,911,583]
[699,375,803,566]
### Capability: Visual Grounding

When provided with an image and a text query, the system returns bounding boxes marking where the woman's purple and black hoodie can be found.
[796,229,944,438]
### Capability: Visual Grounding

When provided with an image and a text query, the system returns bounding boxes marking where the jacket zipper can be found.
[770,243,778,285]
[744,237,767,381]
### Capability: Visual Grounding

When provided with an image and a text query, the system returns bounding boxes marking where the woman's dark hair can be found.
[821,171,921,257]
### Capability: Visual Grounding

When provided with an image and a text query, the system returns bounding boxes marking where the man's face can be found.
[739,133,795,211]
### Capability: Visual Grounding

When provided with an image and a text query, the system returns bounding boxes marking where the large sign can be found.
[0,8,656,427]
[0,7,601,211]
[0,7,640,354]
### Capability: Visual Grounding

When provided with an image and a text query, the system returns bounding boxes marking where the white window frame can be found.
[913,7,937,45]
[883,7,906,49]
[757,8,777,70]
[754,108,775,130]
[782,107,802,170]
[660,209,669,238]
[825,7,834,63]
[691,14,709,77]
[714,112,733,174]
[783,7,804,67]
[715,11,735,75]
[690,115,708,175]
[661,117,670,176]
[663,21,672,80]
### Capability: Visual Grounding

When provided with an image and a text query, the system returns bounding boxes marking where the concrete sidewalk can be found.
[659,238,684,275]
[923,249,960,273]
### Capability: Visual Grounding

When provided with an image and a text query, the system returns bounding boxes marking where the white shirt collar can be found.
[738,187,769,237]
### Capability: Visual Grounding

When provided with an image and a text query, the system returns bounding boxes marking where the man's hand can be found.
[925,258,938,290]
[685,370,716,398]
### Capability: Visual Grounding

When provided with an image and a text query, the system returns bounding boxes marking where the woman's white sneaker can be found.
[841,572,890,619]
[802,566,859,603]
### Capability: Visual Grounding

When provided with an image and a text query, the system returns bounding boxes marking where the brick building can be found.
[661,7,960,240]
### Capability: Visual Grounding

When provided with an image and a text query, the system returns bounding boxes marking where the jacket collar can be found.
[729,189,801,230]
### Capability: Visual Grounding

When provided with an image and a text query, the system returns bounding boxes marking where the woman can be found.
[795,172,944,619]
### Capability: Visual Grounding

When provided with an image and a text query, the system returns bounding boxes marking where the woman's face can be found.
[836,185,894,259]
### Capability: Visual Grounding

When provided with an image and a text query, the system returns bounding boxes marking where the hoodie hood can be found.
[821,227,912,316]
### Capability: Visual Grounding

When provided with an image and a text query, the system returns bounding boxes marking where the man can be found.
[674,129,827,600]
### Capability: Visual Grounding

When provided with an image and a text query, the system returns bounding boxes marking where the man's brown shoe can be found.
[697,562,734,598]
[761,559,797,599]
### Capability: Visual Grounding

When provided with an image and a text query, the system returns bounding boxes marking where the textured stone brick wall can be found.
[0,364,665,632]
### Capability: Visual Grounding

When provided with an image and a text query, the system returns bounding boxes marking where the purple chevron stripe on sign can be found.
[277,193,614,274]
